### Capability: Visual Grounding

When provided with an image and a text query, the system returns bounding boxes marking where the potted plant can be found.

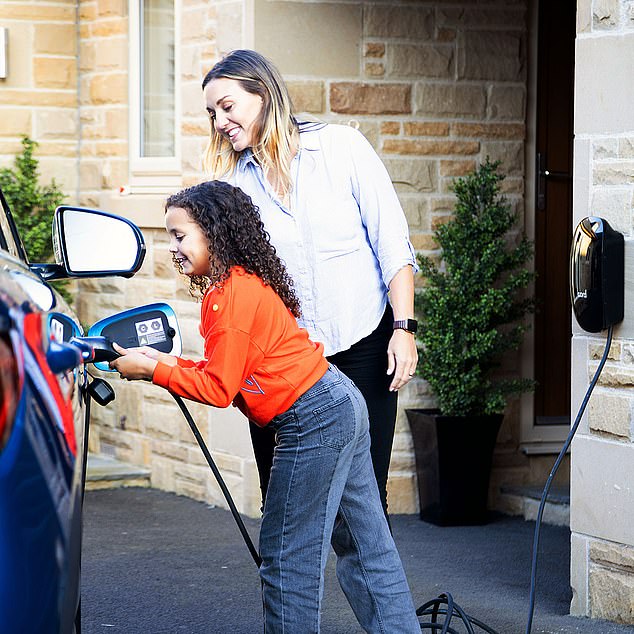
[407,158,535,526]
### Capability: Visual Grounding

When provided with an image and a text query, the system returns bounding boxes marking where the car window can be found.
[0,189,26,260]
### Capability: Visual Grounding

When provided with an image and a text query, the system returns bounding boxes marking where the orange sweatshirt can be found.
[152,267,328,425]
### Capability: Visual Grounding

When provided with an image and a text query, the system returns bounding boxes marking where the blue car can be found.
[0,187,145,633]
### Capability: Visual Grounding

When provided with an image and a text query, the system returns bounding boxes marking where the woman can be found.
[201,49,418,516]
[110,181,420,633]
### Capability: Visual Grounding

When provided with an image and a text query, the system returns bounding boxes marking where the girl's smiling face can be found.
[165,205,211,278]
[204,77,264,152]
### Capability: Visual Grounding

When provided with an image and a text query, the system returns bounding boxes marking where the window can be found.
[0,190,26,261]
[129,0,181,187]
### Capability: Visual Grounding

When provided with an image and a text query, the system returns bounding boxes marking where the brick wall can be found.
[570,0,634,623]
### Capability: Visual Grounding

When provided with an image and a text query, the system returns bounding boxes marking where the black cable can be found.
[525,325,613,634]
[80,386,91,508]
[172,394,263,568]
[167,323,611,634]
[417,593,499,633]
[417,328,613,634]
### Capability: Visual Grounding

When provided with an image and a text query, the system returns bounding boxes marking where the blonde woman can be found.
[202,49,418,519]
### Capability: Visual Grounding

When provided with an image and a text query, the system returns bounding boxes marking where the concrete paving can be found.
[80,487,634,634]
[85,454,151,490]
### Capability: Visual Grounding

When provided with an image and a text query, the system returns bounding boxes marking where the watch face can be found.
[394,319,418,333]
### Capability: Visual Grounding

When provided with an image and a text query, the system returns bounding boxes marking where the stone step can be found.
[85,453,151,491]
[499,484,570,527]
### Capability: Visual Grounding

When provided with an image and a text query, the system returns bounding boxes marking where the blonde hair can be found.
[202,50,298,198]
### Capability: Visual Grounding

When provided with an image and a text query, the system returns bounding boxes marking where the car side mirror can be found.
[31,206,146,281]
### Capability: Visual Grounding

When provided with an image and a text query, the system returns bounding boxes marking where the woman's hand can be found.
[109,343,159,381]
[387,329,418,391]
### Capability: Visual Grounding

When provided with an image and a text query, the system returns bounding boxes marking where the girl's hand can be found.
[386,330,418,391]
[109,343,158,381]
[114,343,178,367]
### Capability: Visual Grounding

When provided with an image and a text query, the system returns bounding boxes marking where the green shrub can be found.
[0,137,72,303]
[415,158,536,417]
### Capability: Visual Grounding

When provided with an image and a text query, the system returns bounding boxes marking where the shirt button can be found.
[212,304,219,311]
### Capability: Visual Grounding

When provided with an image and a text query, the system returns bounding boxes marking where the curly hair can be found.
[165,181,301,318]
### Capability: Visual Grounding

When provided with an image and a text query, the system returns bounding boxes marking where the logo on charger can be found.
[135,318,167,346]
[576,289,588,300]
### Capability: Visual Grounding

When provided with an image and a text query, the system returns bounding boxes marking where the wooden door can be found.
[533,0,576,426]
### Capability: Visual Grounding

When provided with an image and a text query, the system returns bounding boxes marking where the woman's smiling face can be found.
[204,77,264,152]
[165,205,211,278]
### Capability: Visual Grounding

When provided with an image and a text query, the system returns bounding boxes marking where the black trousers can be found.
[249,306,397,517]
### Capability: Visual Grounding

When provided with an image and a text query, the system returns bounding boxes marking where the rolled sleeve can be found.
[347,127,418,288]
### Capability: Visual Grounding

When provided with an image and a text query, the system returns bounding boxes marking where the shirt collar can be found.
[237,126,323,168]
[298,126,321,151]
[238,148,258,168]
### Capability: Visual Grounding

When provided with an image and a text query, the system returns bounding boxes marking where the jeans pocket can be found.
[313,395,355,449]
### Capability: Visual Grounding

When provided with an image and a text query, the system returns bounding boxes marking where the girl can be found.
[201,49,418,517]
[110,181,420,634]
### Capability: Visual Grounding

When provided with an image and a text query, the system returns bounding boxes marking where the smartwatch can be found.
[393,319,418,334]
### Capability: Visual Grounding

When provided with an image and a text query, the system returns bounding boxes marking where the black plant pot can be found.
[405,409,503,526]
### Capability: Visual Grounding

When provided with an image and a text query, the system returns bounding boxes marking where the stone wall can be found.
[570,0,634,624]
[78,0,129,207]
[247,0,530,513]
[0,0,79,191]
[2,0,533,518]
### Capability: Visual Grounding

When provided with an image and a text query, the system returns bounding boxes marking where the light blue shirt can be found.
[224,123,417,356]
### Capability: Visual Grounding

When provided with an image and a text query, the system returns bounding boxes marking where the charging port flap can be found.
[87,303,182,372]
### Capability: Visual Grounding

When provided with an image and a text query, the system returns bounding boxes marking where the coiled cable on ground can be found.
[416,593,499,633]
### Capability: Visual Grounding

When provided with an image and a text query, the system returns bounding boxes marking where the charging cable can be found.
[417,592,500,633]
[167,324,613,634]
[416,327,613,634]
[172,394,263,567]
[525,325,613,634]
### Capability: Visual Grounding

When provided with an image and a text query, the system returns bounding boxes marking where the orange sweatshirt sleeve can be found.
[152,327,263,407]
[151,284,265,408]
[176,357,205,370]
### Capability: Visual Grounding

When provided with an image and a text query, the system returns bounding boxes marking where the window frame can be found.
[128,0,182,188]
[0,189,28,262]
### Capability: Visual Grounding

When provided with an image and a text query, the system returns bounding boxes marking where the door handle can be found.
[536,152,571,210]
[541,169,570,179]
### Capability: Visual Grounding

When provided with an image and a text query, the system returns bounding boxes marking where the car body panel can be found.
[0,187,144,634]
[0,253,83,633]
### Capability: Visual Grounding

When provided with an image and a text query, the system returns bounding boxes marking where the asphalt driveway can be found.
[80,487,633,634]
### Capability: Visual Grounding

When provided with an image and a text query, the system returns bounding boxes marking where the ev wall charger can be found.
[570,216,624,333]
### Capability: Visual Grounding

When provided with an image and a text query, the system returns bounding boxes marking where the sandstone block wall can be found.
[570,0,634,623]
[2,0,531,519]
[0,0,78,190]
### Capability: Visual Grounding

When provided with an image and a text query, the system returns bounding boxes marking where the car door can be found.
[0,189,86,634]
